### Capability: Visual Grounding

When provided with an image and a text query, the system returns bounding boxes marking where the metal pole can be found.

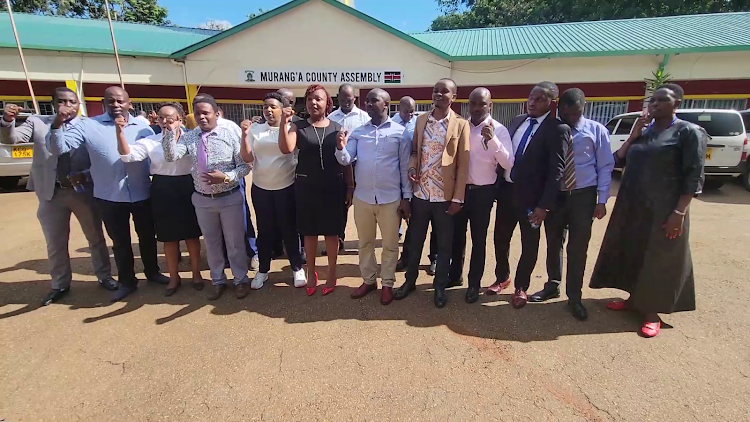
[5,0,39,114]
[104,0,125,89]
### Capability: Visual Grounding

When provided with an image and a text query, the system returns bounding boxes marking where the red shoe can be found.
[606,300,629,311]
[380,286,394,305]
[322,283,337,296]
[640,321,661,338]
[306,272,318,296]
[485,278,511,295]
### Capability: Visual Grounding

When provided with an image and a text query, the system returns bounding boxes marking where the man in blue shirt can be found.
[48,86,169,302]
[529,88,615,320]
[335,89,412,305]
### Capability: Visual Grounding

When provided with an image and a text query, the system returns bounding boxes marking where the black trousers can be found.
[544,187,597,302]
[405,198,454,289]
[449,184,496,288]
[401,222,437,263]
[96,198,160,287]
[493,180,541,291]
[251,184,304,273]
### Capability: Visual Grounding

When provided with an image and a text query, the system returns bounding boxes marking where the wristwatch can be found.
[223,175,230,184]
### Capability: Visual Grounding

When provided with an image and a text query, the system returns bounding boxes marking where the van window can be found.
[605,119,619,135]
[677,112,744,137]
[742,113,750,134]
[615,116,636,135]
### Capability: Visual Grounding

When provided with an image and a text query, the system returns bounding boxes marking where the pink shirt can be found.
[467,116,514,186]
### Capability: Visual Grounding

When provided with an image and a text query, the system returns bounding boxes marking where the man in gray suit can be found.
[0,87,116,306]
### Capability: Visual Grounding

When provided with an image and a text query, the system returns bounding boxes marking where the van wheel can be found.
[742,166,750,192]
[0,176,21,190]
[703,178,725,190]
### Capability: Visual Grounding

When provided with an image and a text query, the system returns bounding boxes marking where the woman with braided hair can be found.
[278,84,346,296]
[117,102,205,296]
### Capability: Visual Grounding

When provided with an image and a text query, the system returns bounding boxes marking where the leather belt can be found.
[559,186,597,196]
[195,186,240,199]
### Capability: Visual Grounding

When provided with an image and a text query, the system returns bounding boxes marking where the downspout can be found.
[171,58,192,114]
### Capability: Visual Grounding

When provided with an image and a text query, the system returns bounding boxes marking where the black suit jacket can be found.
[505,113,568,212]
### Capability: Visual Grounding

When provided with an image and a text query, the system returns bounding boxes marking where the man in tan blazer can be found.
[394,78,470,309]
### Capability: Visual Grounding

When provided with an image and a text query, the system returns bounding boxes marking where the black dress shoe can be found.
[111,284,137,302]
[394,282,416,300]
[164,279,182,297]
[434,289,448,308]
[568,301,588,321]
[208,284,227,301]
[528,284,560,303]
[426,260,437,276]
[465,286,479,304]
[42,288,69,306]
[146,273,170,285]
[98,277,119,291]
[447,278,463,288]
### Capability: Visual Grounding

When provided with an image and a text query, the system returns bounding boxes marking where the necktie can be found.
[56,123,72,187]
[562,132,577,191]
[510,118,538,182]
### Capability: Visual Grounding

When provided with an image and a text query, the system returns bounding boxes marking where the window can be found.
[741,113,750,134]
[680,99,747,110]
[460,101,525,128]
[584,101,628,125]
[677,112,744,137]
[615,116,636,135]
[216,102,264,125]
[130,102,159,115]
[389,103,399,116]
[605,118,619,135]
[415,103,433,113]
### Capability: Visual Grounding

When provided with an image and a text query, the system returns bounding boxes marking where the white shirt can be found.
[218,117,242,139]
[328,106,370,133]
[249,123,296,191]
[120,133,193,176]
[506,111,551,183]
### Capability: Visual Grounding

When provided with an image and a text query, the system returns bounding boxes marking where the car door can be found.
[677,111,745,168]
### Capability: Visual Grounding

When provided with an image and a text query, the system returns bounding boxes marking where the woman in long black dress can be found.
[589,83,707,338]
[279,84,346,296]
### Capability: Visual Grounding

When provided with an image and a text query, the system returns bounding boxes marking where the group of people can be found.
[0,77,706,338]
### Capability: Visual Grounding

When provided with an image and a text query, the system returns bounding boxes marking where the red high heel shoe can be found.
[606,300,629,311]
[322,282,336,296]
[306,272,318,296]
[640,320,661,338]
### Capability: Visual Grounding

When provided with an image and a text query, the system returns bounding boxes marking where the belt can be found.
[195,186,240,199]
[466,184,494,191]
[559,186,597,197]
[55,181,73,189]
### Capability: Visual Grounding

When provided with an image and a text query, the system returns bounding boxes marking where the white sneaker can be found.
[293,269,307,288]
[251,272,268,290]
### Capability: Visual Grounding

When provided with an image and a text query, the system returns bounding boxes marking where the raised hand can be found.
[481,121,494,141]
[250,116,263,124]
[281,107,295,121]
[336,129,348,150]
[53,104,78,128]
[631,111,651,139]
[2,103,20,122]
[240,119,252,137]
[114,115,127,132]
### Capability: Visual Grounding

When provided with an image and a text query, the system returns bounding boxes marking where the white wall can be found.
[183,0,451,89]
[0,49,183,86]
[450,52,750,86]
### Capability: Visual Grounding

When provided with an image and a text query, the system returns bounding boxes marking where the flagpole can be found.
[104,0,125,89]
[5,0,39,114]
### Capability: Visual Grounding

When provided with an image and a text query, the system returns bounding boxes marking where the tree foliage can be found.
[198,19,232,30]
[1,0,170,25]
[430,0,750,30]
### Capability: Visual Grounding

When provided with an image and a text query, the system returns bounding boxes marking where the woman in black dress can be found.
[589,83,707,338]
[279,84,346,296]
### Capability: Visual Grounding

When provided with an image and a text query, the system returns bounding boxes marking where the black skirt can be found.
[295,172,346,236]
[151,174,202,242]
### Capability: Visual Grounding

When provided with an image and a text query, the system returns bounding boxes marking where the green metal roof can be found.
[410,12,750,61]
[2,6,750,61]
[0,12,218,57]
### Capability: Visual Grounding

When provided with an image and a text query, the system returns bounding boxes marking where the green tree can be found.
[430,0,750,30]
[1,0,170,25]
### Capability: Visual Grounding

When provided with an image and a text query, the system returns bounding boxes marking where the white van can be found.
[606,109,748,189]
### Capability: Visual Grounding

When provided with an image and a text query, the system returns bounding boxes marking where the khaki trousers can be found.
[353,197,401,287]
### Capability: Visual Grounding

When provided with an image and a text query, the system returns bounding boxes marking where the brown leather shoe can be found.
[485,278,511,295]
[207,284,226,301]
[351,282,377,299]
[511,289,527,309]
[235,282,250,299]
[380,286,394,305]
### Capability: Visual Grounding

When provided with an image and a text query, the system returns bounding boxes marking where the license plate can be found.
[705,148,712,160]
[11,146,32,158]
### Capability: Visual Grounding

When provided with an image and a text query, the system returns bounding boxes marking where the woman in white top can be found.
[240,92,305,289]
[117,103,204,295]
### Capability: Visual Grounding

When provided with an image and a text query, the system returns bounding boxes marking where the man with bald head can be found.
[48,86,169,302]
[335,89,411,305]
[448,87,514,303]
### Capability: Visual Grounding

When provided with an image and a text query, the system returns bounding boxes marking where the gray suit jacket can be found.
[0,115,90,201]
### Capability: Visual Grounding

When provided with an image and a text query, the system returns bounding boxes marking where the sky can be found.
[161,0,441,33]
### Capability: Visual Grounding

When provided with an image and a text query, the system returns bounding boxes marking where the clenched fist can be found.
[336,129,349,151]
[281,108,295,121]
[240,119,252,137]
[2,103,20,123]
[52,104,78,128]
[114,115,127,132]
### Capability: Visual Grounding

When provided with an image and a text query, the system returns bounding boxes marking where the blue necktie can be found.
[510,118,538,182]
